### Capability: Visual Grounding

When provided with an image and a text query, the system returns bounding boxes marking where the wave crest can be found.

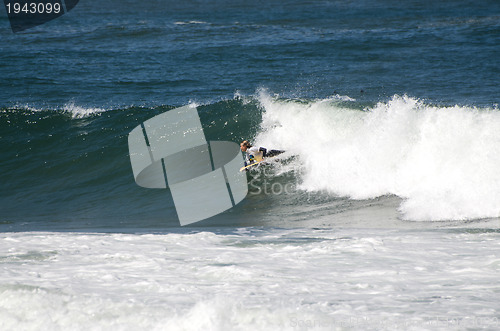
[255,93,500,221]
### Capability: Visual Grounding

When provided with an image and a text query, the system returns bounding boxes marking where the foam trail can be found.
[2,230,500,330]
[255,92,500,221]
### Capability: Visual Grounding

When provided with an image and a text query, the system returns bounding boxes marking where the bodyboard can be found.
[239,160,263,172]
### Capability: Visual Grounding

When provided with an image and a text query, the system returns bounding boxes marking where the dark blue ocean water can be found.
[1,0,499,231]
[2,0,500,106]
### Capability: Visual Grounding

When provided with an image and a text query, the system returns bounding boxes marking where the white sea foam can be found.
[62,103,106,119]
[255,92,500,221]
[174,21,208,25]
[1,230,499,330]
[9,103,107,119]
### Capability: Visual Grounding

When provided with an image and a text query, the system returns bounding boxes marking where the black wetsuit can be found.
[244,147,285,167]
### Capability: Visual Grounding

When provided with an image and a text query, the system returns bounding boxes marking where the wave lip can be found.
[62,103,107,119]
[255,93,500,221]
[7,102,107,119]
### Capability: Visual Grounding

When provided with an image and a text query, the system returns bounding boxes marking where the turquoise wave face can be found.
[0,99,264,230]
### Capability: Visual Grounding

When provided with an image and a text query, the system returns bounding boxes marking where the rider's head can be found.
[240,140,251,151]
